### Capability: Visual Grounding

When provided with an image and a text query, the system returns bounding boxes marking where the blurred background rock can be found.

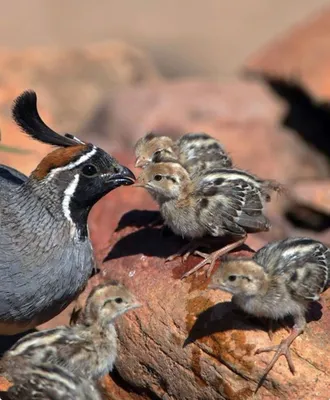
[1,1,330,399]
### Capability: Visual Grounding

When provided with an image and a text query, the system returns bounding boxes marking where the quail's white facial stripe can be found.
[46,146,97,181]
[62,174,80,229]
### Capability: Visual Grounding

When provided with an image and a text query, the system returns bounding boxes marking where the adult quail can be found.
[0,90,135,335]
[209,237,330,389]
[135,161,280,278]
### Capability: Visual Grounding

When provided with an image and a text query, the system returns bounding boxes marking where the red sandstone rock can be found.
[81,78,285,151]
[245,7,330,100]
[0,49,328,399]
[82,79,329,181]
[33,166,330,400]
[289,179,330,215]
[0,40,160,175]
[0,41,160,133]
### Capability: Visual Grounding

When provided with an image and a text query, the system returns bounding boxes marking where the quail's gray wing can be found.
[254,237,330,301]
[0,184,93,324]
[0,165,27,187]
[195,169,270,237]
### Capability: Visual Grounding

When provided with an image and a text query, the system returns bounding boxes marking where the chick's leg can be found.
[165,239,203,263]
[181,236,246,279]
[255,316,306,392]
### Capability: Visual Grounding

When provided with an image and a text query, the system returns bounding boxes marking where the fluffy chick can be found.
[134,132,233,175]
[5,362,102,400]
[135,161,279,278]
[209,237,330,389]
[1,282,140,381]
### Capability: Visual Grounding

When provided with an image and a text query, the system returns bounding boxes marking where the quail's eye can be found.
[115,297,123,304]
[228,275,237,282]
[154,175,162,181]
[154,150,161,156]
[82,164,98,177]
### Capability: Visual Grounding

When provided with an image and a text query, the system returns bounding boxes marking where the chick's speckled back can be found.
[177,132,233,174]
[6,363,102,400]
[254,237,330,300]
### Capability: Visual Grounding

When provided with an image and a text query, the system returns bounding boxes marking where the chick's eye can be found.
[154,175,162,181]
[115,297,123,304]
[82,164,98,177]
[228,275,237,282]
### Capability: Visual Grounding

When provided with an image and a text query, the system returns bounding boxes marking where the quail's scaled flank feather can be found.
[134,132,233,174]
[0,90,135,335]
[1,282,141,381]
[136,161,279,277]
[209,237,330,389]
[5,363,102,400]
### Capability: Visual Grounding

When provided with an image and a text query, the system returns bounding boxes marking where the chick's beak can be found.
[135,157,147,168]
[132,174,146,188]
[108,164,135,188]
[208,283,221,290]
[131,302,142,310]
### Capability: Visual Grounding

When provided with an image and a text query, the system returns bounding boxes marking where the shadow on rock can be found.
[185,300,323,347]
[104,226,186,261]
[115,210,164,232]
[184,302,265,347]
[245,72,330,160]
[106,210,251,263]
[0,329,37,357]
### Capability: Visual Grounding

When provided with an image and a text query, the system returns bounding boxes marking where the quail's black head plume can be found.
[12,91,81,147]
[209,237,330,390]
[0,91,135,335]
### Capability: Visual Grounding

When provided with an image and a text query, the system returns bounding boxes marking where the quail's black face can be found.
[12,89,135,238]
[58,145,135,208]
[32,144,135,238]
[68,146,135,206]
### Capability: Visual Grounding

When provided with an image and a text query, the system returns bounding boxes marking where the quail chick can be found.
[134,132,233,175]
[135,161,279,278]
[0,91,135,335]
[1,282,141,381]
[5,362,102,400]
[209,237,330,388]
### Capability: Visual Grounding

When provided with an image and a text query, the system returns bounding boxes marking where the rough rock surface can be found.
[289,180,330,215]
[0,40,160,175]
[34,174,330,400]
[0,23,329,398]
[81,77,330,247]
[81,78,329,177]
[245,6,330,100]
[0,41,160,132]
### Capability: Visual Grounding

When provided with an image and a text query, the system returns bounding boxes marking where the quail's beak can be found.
[108,165,135,188]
